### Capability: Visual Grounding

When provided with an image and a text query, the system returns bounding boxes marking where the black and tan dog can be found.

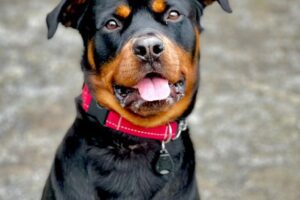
[42,0,231,199]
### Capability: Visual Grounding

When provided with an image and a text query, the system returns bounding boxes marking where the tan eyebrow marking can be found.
[115,4,131,18]
[152,0,166,13]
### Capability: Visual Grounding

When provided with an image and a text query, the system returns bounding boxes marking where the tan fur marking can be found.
[194,29,200,62]
[152,0,166,13]
[115,5,131,19]
[87,40,96,69]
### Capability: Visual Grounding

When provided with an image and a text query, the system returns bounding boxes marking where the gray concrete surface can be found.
[0,0,299,199]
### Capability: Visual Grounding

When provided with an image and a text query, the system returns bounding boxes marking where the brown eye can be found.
[105,19,120,30]
[167,10,181,21]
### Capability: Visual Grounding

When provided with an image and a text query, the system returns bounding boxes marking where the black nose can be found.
[133,36,164,61]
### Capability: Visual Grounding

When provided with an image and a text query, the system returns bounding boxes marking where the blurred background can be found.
[0,0,299,199]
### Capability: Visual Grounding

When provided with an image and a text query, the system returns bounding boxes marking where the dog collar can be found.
[81,84,187,141]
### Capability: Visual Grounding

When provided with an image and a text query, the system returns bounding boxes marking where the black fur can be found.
[42,99,199,199]
[42,0,231,199]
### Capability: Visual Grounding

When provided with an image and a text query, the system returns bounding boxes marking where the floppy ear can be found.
[46,0,89,39]
[202,0,232,13]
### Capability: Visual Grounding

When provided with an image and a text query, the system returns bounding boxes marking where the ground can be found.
[0,0,299,199]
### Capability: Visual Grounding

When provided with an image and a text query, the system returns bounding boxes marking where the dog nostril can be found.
[152,44,164,56]
[134,45,147,58]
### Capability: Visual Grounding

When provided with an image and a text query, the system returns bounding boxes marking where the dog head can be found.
[47,0,231,127]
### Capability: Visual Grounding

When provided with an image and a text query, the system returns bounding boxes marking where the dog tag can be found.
[155,148,174,175]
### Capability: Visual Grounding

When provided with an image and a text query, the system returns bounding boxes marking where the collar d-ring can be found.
[163,123,173,144]
[174,120,187,140]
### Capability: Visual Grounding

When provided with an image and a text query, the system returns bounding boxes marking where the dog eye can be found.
[166,10,182,22]
[105,19,120,30]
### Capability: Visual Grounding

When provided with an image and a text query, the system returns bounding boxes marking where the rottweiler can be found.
[42,0,231,199]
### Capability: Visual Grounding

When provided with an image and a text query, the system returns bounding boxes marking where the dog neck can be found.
[80,84,187,142]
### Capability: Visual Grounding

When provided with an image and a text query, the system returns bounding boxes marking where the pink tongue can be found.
[134,78,171,101]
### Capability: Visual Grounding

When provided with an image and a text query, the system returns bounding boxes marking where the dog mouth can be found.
[113,73,185,115]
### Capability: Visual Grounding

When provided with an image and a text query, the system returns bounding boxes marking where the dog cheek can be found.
[87,52,122,96]
[87,42,138,99]
[174,32,199,102]
[183,28,200,97]
[88,68,114,95]
[159,37,182,83]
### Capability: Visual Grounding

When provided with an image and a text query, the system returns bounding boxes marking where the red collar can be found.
[81,85,186,141]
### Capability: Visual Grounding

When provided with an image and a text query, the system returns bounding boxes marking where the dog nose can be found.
[133,36,164,61]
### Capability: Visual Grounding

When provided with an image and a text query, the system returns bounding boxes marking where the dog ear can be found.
[202,0,232,13]
[46,0,89,39]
